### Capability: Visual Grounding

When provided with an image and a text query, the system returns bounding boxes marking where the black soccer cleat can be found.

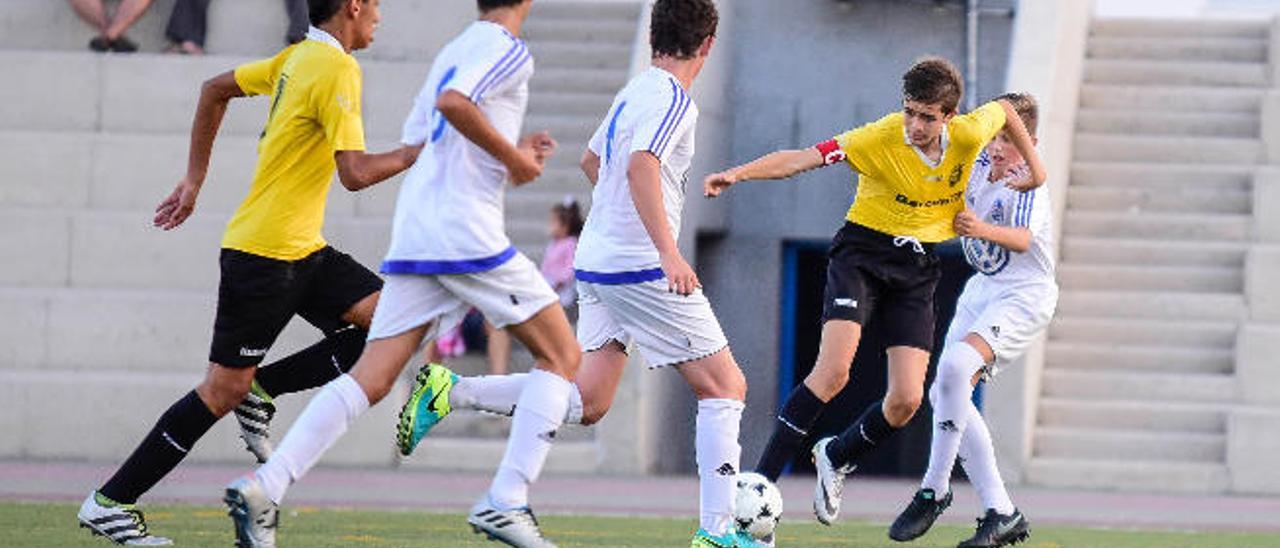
[888,488,953,542]
[958,508,1030,547]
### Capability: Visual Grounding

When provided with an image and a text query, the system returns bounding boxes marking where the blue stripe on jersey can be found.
[430,66,459,143]
[575,268,665,285]
[605,101,627,163]
[1018,191,1035,227]
[476,43,530,101]
[381,246,517,275]
[471,41,522,100]
[647,79,682,153]
[655,91,692,157]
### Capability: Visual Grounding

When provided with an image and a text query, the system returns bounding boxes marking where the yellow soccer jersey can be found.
[221,35,366,261]
[820,101,1005,243]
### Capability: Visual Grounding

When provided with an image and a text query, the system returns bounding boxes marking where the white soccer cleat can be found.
[78,492,174,546]
[467,496,557,548]
[234,382,276,463]
[224,474,279,548]
[811,436,853,526]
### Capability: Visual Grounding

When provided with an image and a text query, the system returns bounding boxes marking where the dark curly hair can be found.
[478,0,525,11]
[650,0,718,60]
[308,0,367,26]
[902,56,964,114]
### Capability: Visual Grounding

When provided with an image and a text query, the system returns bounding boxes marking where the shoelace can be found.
[515,508,546,539]
[892,236,925,255]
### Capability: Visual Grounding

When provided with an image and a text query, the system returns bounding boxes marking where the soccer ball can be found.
[734,472,783,539]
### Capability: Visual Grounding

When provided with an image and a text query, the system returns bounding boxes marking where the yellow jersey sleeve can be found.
[233,46,295,97]
[949,101,1006,149]
[834,113,899,178]
[314,60,366,152]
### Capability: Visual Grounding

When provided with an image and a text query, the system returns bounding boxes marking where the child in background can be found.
[543,197,584,318]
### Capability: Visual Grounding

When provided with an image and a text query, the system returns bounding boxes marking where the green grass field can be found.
[7,501,1278,547]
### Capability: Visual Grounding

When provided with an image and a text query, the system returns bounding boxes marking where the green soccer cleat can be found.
[396,363,458,456]
[691,528,766,548]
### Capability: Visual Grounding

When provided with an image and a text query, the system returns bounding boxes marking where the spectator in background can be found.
[165,0,309,55]
[68,0,154,53]
[482,197,585,374]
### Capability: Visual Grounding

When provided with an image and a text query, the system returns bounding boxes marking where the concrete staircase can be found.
[1024,18,1270,493]
[0,0,641,471]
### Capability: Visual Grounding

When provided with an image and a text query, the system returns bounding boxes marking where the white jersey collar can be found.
[306,26,346,53]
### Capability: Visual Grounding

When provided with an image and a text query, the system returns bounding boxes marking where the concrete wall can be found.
[697,0,1016,467]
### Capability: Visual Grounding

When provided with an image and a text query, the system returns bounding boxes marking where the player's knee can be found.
[199,372,252,416]
[884,392,922,426]
[580,402,610,426]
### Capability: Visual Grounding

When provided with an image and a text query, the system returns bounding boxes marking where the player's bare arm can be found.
[436,89,553,185]
[995,98,1046,191]
[155,70,244,231]
[334,144,424,192]
[703,147,824,198]
[954,209,1031,253]
[629,151,698,295]
[580,149,601,186]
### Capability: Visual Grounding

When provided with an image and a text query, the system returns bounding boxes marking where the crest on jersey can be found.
[962,235,1010,276]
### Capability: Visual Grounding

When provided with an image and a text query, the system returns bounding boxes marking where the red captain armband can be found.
[815,139,846,166]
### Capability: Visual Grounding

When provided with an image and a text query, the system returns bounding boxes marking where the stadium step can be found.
[530,42,634,70]
[1069,162,1254,191]
[1056,290,1246,321]
[1040,368,1237,404]
[1038,398,1228,433]
[1066,186,1252,214]
[1056,263,1243,293]
[1045,341,1234,375]
[1084,59,1268,87]
[1048,317,1237,348]
[523,18,638,46]
[1073,133,1263,164]
[1086,37,1267,63]
[1074,108,1259,138]
[1034,427,1225,463]
[1078,84,1262,113]
[1025,458,1230,493]
[1090,18,1269,40]
[1059,237,1248,268]
[1062,211,1252,241]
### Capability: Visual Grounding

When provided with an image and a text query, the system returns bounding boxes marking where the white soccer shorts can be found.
[945,276,1058,377]
[368,253,559,344]
[576,279,729,368]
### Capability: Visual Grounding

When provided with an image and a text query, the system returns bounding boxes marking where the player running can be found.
[396,1,762,546]
[887,92,1054,548]
[221,1,579,547]
[77,0,421,544]
[702,57,1045,527]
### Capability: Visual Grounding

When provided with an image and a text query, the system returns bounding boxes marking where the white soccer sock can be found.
[450,373,584,424]
[696,398,745,537]
[254,374,369,504]
[958,403,1015,515]
[921,343,986,494]
[487,369,572,509]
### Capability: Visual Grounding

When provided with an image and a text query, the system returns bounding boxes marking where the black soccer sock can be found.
[825,400,899,469]
[99,390,219,504]
[755,384,827,482]
[254,326,367,398]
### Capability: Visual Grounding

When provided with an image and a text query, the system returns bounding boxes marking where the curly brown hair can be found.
[478,0,525,11]
[650,0,719,60]
[902,56,964,114]
[994,92,1038,136]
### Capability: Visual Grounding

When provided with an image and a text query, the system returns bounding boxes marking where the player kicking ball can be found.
[397,1,763,546]
[887,92,1055,548]
[222,1,578,547]
[702,57,1045,532]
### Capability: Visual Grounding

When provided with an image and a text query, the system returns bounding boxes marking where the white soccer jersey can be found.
[384,21,533,274]
[574,66,698,281]
[960,151,1056,284]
